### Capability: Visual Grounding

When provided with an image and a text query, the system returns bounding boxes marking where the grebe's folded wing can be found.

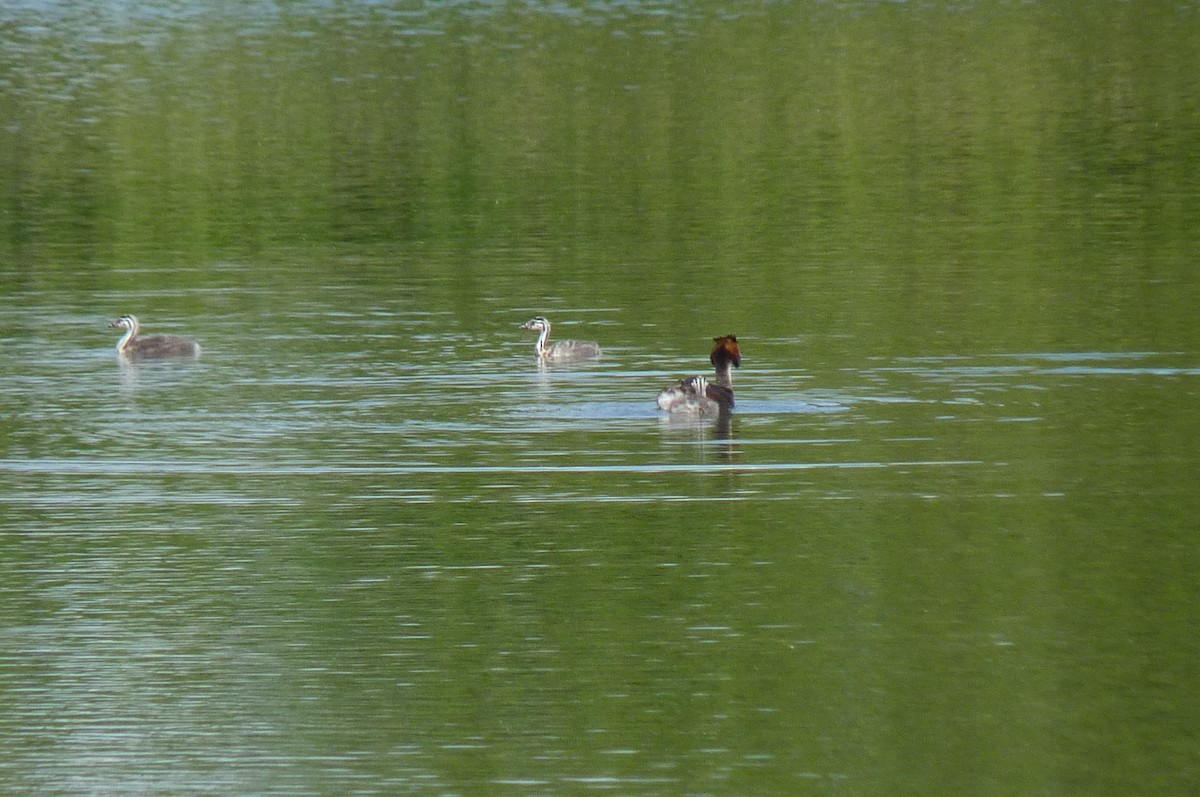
[704,382,734,409]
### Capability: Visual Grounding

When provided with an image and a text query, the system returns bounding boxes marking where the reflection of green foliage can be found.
[2,3,1199,349]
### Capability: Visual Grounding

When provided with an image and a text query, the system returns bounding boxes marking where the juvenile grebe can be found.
[520,316,602,361]
[657,335,741,414]
[109,315,201,359]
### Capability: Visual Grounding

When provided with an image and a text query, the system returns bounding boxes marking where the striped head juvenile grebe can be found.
[520,316,602,361]
[656,335,741,415]
[109,315,201,359]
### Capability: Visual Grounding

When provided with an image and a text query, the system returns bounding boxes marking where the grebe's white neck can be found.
[533,323,551,356]
[111,315,140,353]
[520,316,553,357]
[116,326,134,353]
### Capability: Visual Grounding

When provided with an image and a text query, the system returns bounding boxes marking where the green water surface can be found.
[2,2,1198,794]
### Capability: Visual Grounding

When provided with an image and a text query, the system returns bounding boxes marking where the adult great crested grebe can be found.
[656,335,741,415]
[519,316,602,361]
[109,315,201,359]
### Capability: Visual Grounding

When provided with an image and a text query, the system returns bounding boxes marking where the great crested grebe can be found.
[109,315,201,359]
[656,335,741,414]
[520,316,602,361]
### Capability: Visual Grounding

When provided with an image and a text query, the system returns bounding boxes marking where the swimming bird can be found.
[109,315,201,359]
[520,316,602,361]
[656,335,741,415]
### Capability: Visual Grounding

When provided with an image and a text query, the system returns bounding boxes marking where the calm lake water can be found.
[3,2,1200,795]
